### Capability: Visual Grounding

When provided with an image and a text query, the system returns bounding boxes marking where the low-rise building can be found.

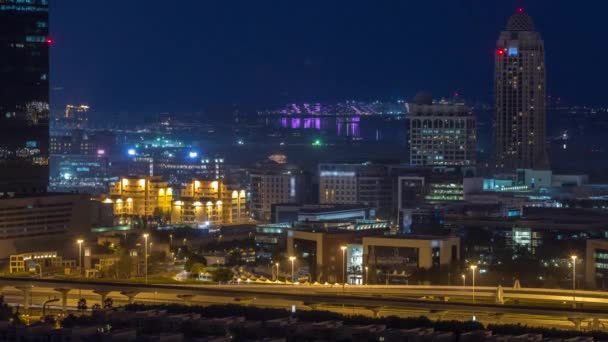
[0,193,92,258]
[106,176,173,217]
[171,179,247,226]
[287,228,460,284]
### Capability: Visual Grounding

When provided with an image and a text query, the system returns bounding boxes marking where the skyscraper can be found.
[0,0,50,194]
[495,9,547,170]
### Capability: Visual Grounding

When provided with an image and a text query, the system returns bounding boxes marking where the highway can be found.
[0,277,606,330]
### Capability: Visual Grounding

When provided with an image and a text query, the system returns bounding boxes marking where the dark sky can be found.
[50,0,607,115]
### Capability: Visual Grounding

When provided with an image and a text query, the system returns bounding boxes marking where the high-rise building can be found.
[408,97,476,167]
[0,0,50,194]
[495,9,547,170]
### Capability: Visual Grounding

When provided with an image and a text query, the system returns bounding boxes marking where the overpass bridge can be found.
[0,277,606,330]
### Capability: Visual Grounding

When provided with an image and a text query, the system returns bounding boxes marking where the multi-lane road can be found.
[0,277,606,330]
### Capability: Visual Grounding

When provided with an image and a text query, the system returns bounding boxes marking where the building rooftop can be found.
[507,9,535,31]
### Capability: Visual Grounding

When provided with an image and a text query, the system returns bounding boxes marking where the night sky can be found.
[50,0,608,115]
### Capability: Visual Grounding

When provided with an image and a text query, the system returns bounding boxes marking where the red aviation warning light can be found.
[497,48,505,56]
[517,7,524,13]
[46,37,53,45]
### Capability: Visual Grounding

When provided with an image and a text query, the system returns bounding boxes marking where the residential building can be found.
[106,176,173,217]
[171,179,247,226]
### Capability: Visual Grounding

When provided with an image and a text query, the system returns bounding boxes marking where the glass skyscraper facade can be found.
[0,0,50,194]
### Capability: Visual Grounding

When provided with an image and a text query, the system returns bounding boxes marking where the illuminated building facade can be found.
[9,251,65,274]
[63,104,88,128]
[0,0,50,194]
[495,9,547,170]
[408,101,476,167]
[171,179,247,226]
[107,176,173,217]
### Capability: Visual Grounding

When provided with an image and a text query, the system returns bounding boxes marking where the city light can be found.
[312,139,322,146]
[127,148,136,156]
[188,151,198,158]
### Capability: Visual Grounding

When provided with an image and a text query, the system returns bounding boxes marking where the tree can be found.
[103,297,113,309]
[0,295,11,321]
[77,298,87,312]
[190,263,206,278]
[210,267,233,283]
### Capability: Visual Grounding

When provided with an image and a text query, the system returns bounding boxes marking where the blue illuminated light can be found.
[127,149,136,156]
[188,151,198,158]
[508,47,518,56]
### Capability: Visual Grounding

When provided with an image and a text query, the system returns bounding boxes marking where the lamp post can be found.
[571,255,577,308]
[470,265,477,321]
[275,262,280,281]
[470,265,477,304]
[76,239,84,278]
[365,266,369,285]
[461,274,466,287]
[169,234,173,248]
[36,263,42,278]
[143,233,149,284]
[289,256,296,282]
[340,245,347,285]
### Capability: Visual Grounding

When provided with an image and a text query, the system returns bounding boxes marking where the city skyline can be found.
[51,0,608,115]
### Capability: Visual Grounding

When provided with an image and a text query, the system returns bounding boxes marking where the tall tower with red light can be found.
[494,9,548,170]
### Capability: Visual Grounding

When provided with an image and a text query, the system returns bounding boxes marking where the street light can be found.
[365,266,369,285]
[470,265,477,321]
[340,245,347,285]
[469,265,477,304]
[143,233,149,284]
[571,255,577,308]
[289,256,296,282]
[169,234,173,248]
[76,239,84,278]
[461,274,466,287]
[275,262,280,282]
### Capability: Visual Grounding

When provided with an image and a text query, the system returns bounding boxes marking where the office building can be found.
[0,193,91,258]
[408,98,476,167]
[586,239,608,290]
[495,9,547,170]
[287,229,459,284]
[318,163,393,215]
[106,176,173,217]
[250,165,311,221]
[171,179,247,226]
[0,0,50,194]
[154,155,225,186]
